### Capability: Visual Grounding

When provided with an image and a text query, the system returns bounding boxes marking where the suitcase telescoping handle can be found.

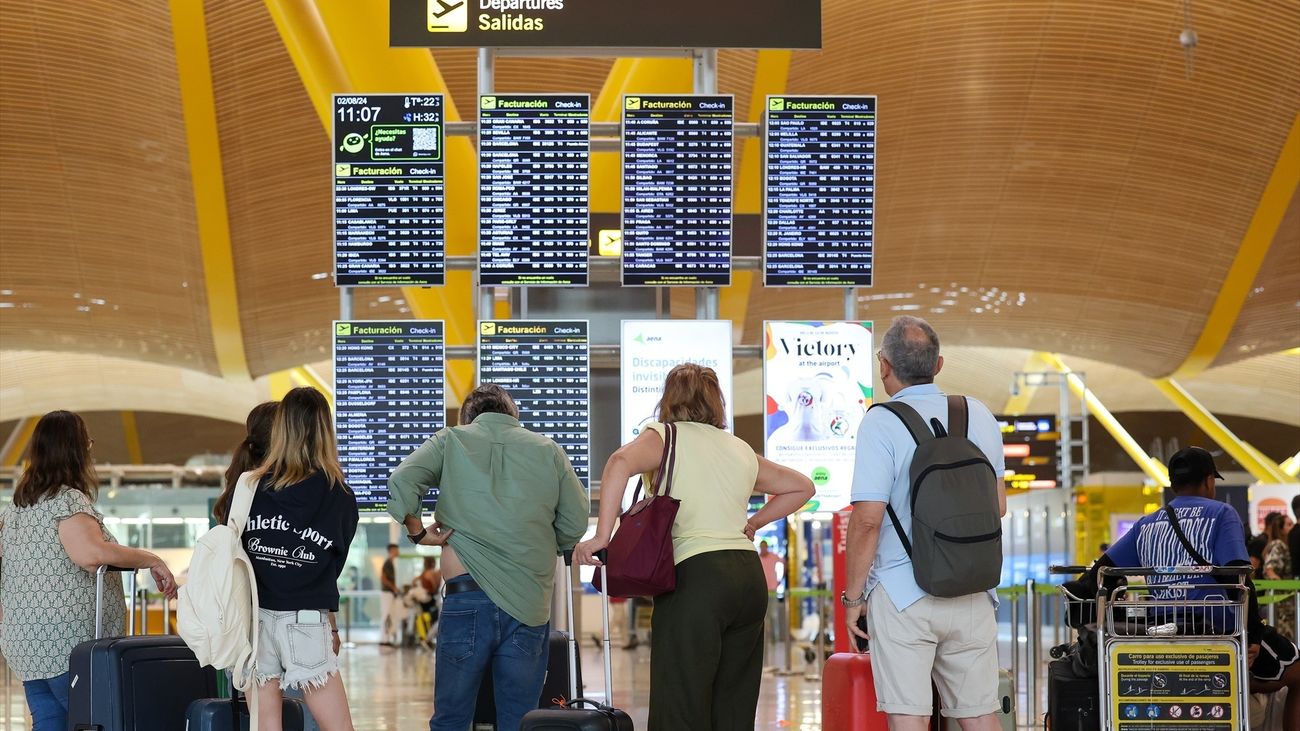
[94,565,171,639]
[558,549,614,705]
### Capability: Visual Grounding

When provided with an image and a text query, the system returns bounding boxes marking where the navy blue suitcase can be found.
[185,694,308,731]
[521,555,634,731]
[68,567,220,731]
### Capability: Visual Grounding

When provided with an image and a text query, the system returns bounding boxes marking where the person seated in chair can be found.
[1086,447,1298,728]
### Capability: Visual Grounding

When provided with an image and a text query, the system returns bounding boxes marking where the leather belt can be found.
[443,576,483,596]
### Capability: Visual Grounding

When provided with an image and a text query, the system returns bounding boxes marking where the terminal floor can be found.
[0,639,828,730]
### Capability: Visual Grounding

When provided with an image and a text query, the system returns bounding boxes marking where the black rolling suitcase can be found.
[67,566,219,731]
[474,629,584,724]
[521,551,633,731]
[1045,658,1100,730]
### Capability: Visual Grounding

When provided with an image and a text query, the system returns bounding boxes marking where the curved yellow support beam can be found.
[1042,353,1170,486]
[1280,451,1300,478]
[0,416,36,467]
[1170,114,1300,379]
[1151,378,1288,483]
[121,411,144,465]
[170,0,250,379]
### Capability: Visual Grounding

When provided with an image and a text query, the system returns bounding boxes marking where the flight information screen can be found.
[622,95,733,287]
[764,96,876,287]
[477,320,590,488]
[334,94,445,287]
[479,94,590,287]
[334,320,446,511]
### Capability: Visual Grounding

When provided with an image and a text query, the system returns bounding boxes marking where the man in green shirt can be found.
[388,384,589,731]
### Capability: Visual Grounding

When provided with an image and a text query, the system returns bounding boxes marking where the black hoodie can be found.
[242,471,359,612]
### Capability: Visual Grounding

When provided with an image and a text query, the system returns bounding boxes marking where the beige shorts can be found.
[865,586,1000,718]
[255,609,338,691]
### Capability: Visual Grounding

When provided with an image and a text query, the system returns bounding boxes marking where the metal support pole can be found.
[477,47,497,325]
[691,48,720,324]
[844,288,856,321]
[1059,378,1072,491]
[1010,594,1020,725]
[1026,578,1038,725]
[339,286,353,322]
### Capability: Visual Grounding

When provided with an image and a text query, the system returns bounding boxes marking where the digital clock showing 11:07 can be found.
[333,95,446,287]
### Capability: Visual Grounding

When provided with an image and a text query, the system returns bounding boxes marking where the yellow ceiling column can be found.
[169,0,251,379]
[120,411,144,465]
[1041,353,1170,486]
[290,365,335,401]
[0,416,36,467]
[1280,451,1300,478]
[723,51,792,339]
[1170,114,1300,379]
[1151,378,1288,483]
[590,58,694,212]
[267,369,295,401]
[265,0,474,399]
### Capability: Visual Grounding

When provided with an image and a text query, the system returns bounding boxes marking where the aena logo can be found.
[427,0,468,32]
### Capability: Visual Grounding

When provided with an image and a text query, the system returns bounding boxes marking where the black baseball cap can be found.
[1168,447,1223,485]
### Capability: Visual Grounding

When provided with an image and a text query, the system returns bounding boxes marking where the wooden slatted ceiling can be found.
[1215,187,1300,366]
[0,0,217,373]
[756,0,1300,376]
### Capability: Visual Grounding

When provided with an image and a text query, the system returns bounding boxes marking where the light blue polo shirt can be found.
[849,383,1006,611]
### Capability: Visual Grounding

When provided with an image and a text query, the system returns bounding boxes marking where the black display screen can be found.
[996,414,1060,490]
[477,320,590,488]
[622,95,733,287]
[334,320,446,510]
[764,96,876,287]
[479,94,589,286]
[334,94,445,287]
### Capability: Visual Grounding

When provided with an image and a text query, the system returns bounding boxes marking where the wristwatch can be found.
[406,527,427,545]
[840,591,866,608]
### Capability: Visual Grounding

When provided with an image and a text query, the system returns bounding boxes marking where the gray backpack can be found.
[875,395,1003,598]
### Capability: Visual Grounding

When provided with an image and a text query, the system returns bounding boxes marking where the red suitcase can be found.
[822,652,889,730]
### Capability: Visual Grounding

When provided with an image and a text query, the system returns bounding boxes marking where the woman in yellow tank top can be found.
[576,363,814,731]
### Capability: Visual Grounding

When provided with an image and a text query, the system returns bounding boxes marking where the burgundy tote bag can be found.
[593,422,680,598]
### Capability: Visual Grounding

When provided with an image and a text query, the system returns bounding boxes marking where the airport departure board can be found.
[334,94,445,287]
[764,96,876,287]
[479,94,590,287]
[334,320,446,511]
[622,95,733,287]
[477,320,591,488]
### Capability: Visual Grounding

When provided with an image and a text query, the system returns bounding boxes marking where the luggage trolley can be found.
[1054,565,1252,730]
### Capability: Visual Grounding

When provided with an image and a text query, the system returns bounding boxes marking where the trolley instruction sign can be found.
[1109,642,1239,729]
[333,94,446,287]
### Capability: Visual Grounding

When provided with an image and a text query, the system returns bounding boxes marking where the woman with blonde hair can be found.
[575,363,814,731]
[239,387,359,731]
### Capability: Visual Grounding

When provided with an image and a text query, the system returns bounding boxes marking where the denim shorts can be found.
[255,609,338,691]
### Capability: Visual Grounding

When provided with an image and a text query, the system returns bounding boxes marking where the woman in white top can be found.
[576,363,814,731]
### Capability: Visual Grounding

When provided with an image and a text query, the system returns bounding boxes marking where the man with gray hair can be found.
[842,316,1008,729]
[388,383,589,730]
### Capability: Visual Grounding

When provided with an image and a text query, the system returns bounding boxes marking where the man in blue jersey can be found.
[1100,447,1298,726]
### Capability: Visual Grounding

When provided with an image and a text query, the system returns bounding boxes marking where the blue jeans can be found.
[23,672,71,731]
[430,576,550,731]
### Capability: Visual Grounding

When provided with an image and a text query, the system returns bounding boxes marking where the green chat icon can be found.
[339,133,366,154]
